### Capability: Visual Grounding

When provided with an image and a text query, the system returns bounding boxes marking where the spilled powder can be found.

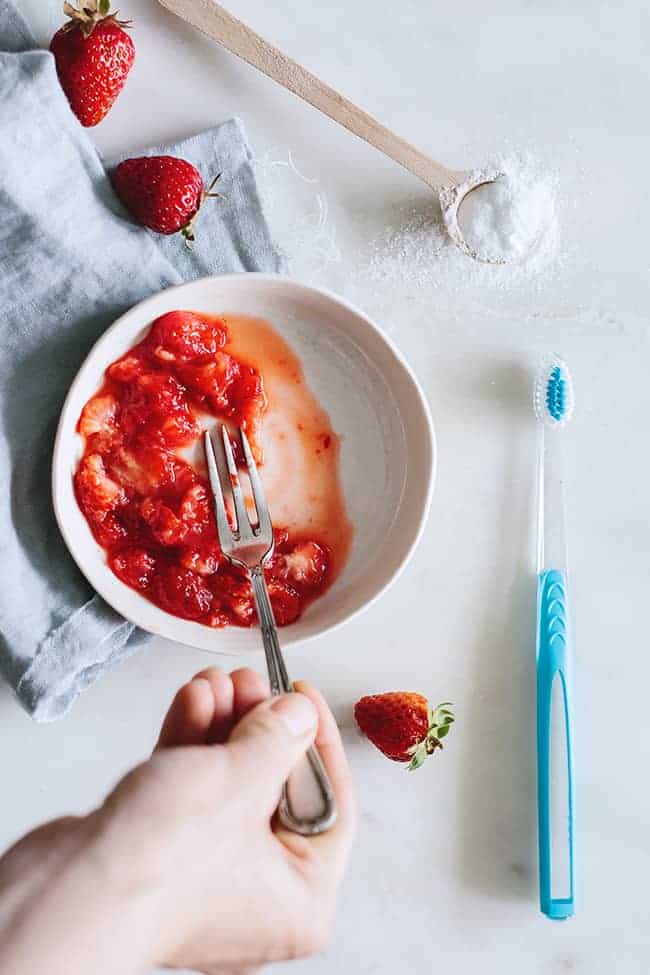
[363,151,564,295]
[254,148,575,326]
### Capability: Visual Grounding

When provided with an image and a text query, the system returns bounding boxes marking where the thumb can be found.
[226,692,318,803]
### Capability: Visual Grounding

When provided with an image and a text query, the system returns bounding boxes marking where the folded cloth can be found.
[0,0,283,721]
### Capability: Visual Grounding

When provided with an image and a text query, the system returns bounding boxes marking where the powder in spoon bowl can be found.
[458,169,555,263]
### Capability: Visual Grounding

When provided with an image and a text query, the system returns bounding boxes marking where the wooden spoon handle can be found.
[158,0,463,191]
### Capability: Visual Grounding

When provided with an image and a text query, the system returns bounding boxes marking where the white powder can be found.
[457,169,555,264]
[363,151,563,293]
[254,147,573,326]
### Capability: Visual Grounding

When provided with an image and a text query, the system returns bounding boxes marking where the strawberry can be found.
[180,545,222,577]
[139,498,188,547]
[110,547,156,591]
[75,452,125,515]
[270,540,329,595]
[154,565,214,621]
[148,312,229,364]
[354,693,454,770]
[50,1,135,128]
[111,157,222,244]
[78,393,118,438]
[266,580,302,626]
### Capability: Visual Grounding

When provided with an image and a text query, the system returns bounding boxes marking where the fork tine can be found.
[204,430,234,549]
[240,428,273,542]
[220,425,251,538]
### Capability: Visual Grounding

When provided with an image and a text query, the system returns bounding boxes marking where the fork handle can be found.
[250,567,337,835]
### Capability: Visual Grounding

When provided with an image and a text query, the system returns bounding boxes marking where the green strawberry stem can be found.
[62,1,131,38]
[406,702,455,771]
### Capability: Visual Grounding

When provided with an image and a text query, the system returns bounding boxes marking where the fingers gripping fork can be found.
[204,427,337,835]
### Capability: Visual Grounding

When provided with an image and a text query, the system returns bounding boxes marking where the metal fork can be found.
[204,425,337,835]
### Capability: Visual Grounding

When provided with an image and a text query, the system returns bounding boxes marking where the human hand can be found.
[114,667,355,972]
[0,668,355,975]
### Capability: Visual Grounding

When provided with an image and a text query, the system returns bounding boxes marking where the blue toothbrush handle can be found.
[536,569,575,920]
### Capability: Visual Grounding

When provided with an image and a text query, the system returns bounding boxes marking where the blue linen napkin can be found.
[0,0,284,720]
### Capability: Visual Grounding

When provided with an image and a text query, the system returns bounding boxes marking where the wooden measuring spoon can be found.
[157,0,504,263]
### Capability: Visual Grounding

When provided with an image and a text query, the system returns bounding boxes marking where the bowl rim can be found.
[52,273,436,653]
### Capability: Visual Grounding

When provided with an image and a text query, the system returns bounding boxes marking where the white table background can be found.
[5,1,650,972]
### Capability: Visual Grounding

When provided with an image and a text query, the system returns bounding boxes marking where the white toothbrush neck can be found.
[537,424,569,574]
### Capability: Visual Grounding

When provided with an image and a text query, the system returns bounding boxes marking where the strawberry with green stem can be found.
[111,157,223,246]
[354,692,455,771]
[50,1,135,128]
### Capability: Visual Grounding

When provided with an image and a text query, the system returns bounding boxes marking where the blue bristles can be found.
[534,355,574,427]
[546,366,567,422]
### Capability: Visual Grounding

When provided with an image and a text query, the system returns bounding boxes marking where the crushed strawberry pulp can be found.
[74,310,332,627]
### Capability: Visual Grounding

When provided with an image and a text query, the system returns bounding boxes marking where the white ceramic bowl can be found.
[52,274,435,653]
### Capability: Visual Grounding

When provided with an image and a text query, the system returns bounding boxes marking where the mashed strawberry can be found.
[74,309,332,627]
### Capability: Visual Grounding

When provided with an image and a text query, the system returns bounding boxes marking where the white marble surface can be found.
[5,1,650,972]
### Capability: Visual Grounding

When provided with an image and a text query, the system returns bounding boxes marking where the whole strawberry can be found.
[354,692,454,770]
[50,1,135,128]
[111,157,222,244]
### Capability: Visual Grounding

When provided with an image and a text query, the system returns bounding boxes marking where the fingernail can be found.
[272,693,317,735]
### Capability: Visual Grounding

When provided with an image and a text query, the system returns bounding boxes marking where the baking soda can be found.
[255,148,568,322]
[458,169,556,264]
[364,151,563,295]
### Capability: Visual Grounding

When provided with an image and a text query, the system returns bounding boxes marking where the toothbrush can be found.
[534,355,575,920]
